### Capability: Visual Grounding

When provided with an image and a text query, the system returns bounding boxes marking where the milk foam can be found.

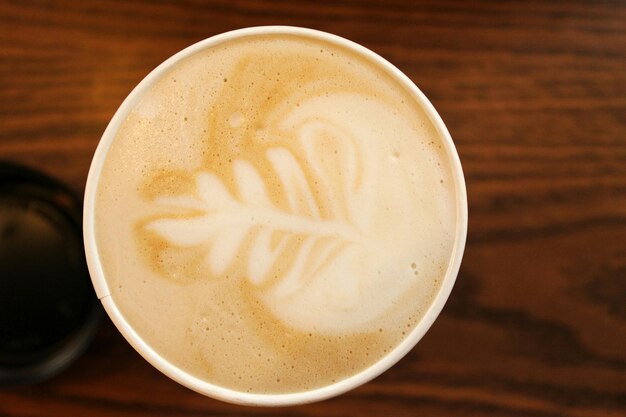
[145,92,438,334]
[94,34,457,393]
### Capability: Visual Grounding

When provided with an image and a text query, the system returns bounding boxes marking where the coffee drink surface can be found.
[95,33,457,393]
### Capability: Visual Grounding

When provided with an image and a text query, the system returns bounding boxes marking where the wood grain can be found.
[1,0,625,416]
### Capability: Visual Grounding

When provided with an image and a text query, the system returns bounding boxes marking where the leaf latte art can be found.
[143,97,414,333]
[94,34,457,393]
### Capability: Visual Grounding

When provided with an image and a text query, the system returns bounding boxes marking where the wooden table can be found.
[1,1,624,416]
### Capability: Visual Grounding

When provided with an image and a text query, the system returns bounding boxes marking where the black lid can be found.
[0,161,101,385]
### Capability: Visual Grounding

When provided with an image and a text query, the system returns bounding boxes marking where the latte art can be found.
[144,92,423,334]
[94,34,457,393]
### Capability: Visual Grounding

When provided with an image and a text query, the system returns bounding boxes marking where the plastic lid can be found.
[0,161,101,385]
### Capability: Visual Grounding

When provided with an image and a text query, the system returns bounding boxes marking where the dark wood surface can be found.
[1,1,625,416]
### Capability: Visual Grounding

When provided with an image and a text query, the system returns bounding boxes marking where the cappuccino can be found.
[94,33,457,394]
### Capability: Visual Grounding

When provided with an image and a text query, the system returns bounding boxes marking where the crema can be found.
[94,34,457,393]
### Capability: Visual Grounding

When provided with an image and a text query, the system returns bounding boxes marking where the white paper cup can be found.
[83,26,468,407]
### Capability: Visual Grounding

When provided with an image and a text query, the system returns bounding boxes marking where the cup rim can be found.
[83,25,468,406]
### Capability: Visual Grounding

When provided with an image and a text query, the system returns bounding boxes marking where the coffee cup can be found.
[84,26,467,406]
